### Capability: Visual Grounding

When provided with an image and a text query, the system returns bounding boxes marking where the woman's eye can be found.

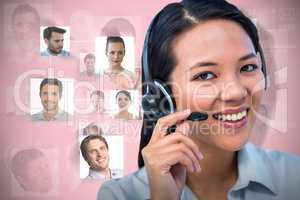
[193,72,216,81]
[240,64,258,72]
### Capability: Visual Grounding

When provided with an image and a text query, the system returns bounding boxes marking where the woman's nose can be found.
[220,79,247,103]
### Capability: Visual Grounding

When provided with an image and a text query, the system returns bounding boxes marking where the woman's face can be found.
[106,42,125,68]
[170,20,264,151]
[116,93,131,110]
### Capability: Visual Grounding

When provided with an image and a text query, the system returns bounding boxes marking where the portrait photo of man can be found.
[90,90,105,113]
[31,78,73,121]
[82,122,103,136]
[81,53,96,77]
[40,26,70,56]
[80,135,123,180]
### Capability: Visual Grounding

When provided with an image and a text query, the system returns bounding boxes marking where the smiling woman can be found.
[97,0,300,200]
[114,90,135,120]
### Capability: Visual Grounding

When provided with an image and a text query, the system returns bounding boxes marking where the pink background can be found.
[0,0,299,199]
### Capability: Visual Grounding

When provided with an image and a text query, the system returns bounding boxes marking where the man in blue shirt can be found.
[41,26,70,56]
[32,78,71,121]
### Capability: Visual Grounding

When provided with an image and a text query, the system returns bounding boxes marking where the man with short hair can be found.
[80,135,122,180]
[84,53,96,76]
[32,78,70,121]
[41,26,70,56]
[82,122,103,136]
[90,90,105,113]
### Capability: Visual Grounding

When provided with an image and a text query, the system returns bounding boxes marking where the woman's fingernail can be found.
[197,164,202,172]
[198,152,204,160]
[194,162,201,172]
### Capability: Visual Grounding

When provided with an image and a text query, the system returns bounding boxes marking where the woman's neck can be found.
[186,137,238,198]
[118,109,130,116]
[107,66,124,73]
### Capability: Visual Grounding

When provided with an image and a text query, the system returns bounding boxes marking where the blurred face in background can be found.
[12,11,40,50]
[90,94,104,112]
[14,156,53,193]
[85,58,95,75]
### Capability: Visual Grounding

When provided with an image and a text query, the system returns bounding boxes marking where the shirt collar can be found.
[232,142,278,195]
[44,108,63,120]
[89,168,105,179]
[137,142,279,199]
[40,108,66,121]
[46,48,67,56]
[88,168,113,180]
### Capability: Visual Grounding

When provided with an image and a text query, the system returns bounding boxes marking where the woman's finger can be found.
[150,109,191,143]
[151,133,203,161]
[154,142,201,172]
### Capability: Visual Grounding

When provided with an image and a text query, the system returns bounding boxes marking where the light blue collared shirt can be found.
[97,143,300,200]
[41,48,70,56]
[85,168,123,181]
[31,109,71,121]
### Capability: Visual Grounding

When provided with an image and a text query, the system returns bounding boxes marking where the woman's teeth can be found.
[213,110,247,122]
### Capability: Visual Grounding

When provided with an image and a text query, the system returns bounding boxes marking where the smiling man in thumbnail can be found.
[80,135,122,180]
[32,78,70,121]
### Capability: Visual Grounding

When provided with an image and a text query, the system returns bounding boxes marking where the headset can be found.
[141,6,267,123]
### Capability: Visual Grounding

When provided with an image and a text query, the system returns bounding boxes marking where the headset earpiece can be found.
[141,12,175,120]
[142,79,175,120]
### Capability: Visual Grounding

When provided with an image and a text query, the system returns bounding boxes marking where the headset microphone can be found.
[187,112,208,121]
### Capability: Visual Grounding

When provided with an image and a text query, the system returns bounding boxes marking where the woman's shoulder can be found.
[246,142,300,167]
[97,167,150,200]
[241,143,300,198]
[121,69,134,77]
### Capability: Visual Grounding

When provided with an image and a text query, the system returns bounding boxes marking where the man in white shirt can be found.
[80,135,122,180]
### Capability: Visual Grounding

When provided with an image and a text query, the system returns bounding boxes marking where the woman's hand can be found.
[142,109,203,200]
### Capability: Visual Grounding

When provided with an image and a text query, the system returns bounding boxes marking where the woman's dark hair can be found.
[106,36,125,54]
[138,0,266,168]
